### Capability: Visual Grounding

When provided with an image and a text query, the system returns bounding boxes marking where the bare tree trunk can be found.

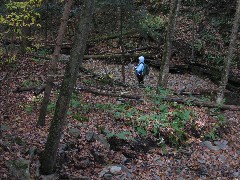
[157,0,181,89]
[39,0,95,175]
[216,0,240,104]
[119,0,126,83]
[37,0,73,127]
[190,0,196,63]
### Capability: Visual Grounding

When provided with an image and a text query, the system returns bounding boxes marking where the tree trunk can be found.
[157,0,181,89]
[39,0,95,175]
[216,0,240,104]
[190,0,196,63]
[119,0,126,83]
[37,0,73,127]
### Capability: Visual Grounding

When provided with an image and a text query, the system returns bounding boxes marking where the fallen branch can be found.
[12,82,240,111]
[13,86,38,93]
[161,97,240,111]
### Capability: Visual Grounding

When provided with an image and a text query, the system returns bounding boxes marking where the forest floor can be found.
[0,55,240,179]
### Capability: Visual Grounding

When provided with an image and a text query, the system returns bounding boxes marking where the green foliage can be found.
[139,13,166,39]
[22,79,40,87]
[47,102,56,112]
[0,0,42,30]
[105,130,134,141]
[204,53,224,65]
[205,109,226,141]
[135,103,192,148]
[25,104,33,113]
[73,113,89,122]
[83,79,95,86]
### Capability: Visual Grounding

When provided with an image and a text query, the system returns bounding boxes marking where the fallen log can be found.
[75,86,240,111]
[161,97,240,111]
[13,86,38,93]
[12,83,240,111]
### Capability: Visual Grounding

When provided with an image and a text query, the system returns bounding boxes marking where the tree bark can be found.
[37,0,73,127]
[39,0,95,175]
[157,0,181,89]
[216,0,240,104]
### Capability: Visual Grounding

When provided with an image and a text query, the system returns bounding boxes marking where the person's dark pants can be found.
[137,74,144,84]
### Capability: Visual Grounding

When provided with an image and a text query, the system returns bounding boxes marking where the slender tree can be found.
[119,0,126,83]
[157,0,181,89]
[190,0,197,63]
[40,0,95,175]
[216,0,240,104]
[37,0,73,126]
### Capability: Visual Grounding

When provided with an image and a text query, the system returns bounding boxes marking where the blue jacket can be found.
[136,56,145,75]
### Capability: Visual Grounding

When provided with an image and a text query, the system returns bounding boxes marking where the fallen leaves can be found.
[0,56,239,179]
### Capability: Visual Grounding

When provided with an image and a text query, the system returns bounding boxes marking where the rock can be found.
[86,132,95,142]
[6,158,30,180]
[99,167,109,178]
[94,134,110,150]
[233,171,239,177]
[86,132,110,150]
[103,173,113,180]
[69,128,81,138]
[201,141,220,151]
[99,165,131,179]
[154,157,165,166]
[214,140,228,150]
[110,166,122,175]
[0,124,10,131]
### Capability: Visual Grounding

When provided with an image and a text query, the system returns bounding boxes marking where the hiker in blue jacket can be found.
[135,56,145,85]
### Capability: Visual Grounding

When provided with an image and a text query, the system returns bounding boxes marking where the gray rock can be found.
[85,132,95,142]
[86,132,110,150]
[95,134,110,150]
[69,128,81,138]
[214,140,228,150]
[103,173,113,180]
[233,171,239,177]
[218,155,226,163]
[154,157,165,166]
[0,124,10,131]
[110,166,122,175]
[99,167,109,178]
[202,141,220,151]
[6,158,30,180]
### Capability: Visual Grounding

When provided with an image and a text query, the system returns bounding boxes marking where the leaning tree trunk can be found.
[157,0,181,89]
[216,0,240,104]
[37,0,73,127]
[39,0,95,175]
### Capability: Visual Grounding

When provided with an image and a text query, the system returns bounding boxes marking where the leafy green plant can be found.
[25,104,33,113]
[73,113,89,122]
[22,79,40,87]
[105,130,135,141]
[139,13,166,39]
[47,102,56,112]
[83,79,95,86]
